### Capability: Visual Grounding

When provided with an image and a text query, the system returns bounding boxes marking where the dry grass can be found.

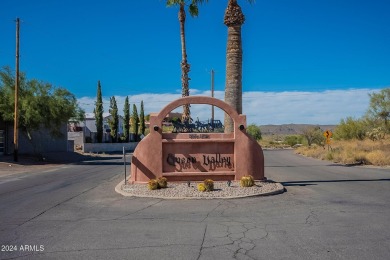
[295,137,390,166]
[259,135,291,149]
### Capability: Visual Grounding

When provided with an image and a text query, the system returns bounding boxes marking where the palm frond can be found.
[188,3,199,17]
[191,0,208,4]
[166,0,183,7]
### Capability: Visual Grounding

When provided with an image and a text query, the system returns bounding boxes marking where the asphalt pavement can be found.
[0,150,389,260]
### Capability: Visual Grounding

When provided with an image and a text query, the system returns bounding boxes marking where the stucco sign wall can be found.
[130,96,264,183]
[163,139,234,173]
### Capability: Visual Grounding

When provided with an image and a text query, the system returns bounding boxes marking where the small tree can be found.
[123,96,130,142]
[139,100,146,136]
[246,124,262,141]
[131,104,139,141]
[108,96,119,143]
[94,81,104,143]
[366,88,390,133]
[0,66,84,156]
[301,126,325,146]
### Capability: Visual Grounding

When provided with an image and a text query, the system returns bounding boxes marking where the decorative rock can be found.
[117,181,284,199]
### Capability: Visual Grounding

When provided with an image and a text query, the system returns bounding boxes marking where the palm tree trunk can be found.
[179,3,191,123]
[224,0,245,133]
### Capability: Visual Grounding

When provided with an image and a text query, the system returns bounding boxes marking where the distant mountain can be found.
[260,124,336,136]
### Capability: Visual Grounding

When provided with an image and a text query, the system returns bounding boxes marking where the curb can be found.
[115,180,285,200]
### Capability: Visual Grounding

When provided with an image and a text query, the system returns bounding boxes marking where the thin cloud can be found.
[78,89,380,125]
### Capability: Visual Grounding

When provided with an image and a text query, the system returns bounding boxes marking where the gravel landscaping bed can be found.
[118,180,284,199]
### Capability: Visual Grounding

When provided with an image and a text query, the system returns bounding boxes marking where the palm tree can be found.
[166,0,207,123]
[224,0,253,133]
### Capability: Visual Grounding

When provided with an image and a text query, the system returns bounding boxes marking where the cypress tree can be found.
[94,81,103,143]
[139,100,145,136]
[109,96,119,143]
[131,104,139,141]
[123,96,130,142]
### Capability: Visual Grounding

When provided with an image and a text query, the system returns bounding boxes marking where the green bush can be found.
[334,117,368,140]
[284,135,303,147]
[246,124,262,141]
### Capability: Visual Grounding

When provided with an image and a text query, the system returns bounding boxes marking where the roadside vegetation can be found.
[0,66,84,157]
[246,124,262,141]
[256,88,390,166]
[259,134,304,149]
[295,88,390,166]
[259,130,390,167]
[92,82,145,143]
[296,137,390,166]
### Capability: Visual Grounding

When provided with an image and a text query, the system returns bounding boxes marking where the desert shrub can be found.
[197,183,206,192]
[147,179,159,190]
[157,177,168,189]
[203,179,214,192]
[366,150,389,166]
[334,117,368,140]
[240,175,255,187]
[284,135,303,147]
[325,151,334,161]
[296,145,325,159]
[246,124,262,141]
[295,137,390,166]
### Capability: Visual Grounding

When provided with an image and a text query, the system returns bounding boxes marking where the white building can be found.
[69,113,126,143]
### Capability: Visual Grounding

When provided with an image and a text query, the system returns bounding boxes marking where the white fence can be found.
[82,142,139,153]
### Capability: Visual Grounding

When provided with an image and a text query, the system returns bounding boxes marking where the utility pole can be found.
[211,69,215,129]
[14,18,20,162]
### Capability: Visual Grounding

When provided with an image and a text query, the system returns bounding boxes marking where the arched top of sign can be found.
[155,96,240,125]
[130,95,264,184]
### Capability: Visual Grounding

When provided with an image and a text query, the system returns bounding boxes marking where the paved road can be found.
[0,150,389,260]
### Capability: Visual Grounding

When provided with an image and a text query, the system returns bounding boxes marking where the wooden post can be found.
[13,18,20,162]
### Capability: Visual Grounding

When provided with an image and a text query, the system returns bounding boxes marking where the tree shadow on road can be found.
[0,152,125,166]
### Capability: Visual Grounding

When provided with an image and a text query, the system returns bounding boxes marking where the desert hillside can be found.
[260,124,336,135]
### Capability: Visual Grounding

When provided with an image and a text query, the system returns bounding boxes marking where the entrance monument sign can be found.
[129,96,264,183]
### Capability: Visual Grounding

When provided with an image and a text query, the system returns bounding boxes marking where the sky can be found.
[1,0,389,125]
